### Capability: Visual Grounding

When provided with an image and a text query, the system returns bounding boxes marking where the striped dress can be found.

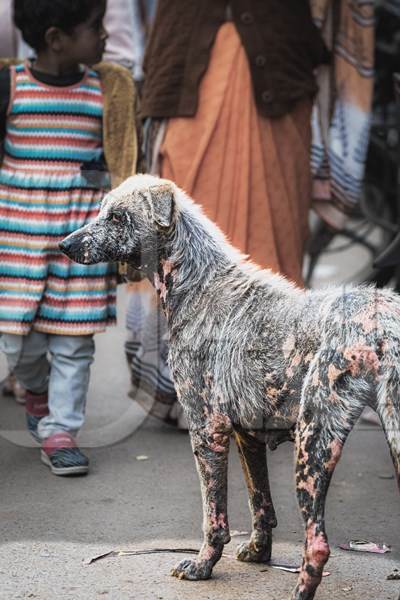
[0,63,117,336]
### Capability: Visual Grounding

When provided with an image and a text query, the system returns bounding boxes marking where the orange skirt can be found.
[160,23,312,286]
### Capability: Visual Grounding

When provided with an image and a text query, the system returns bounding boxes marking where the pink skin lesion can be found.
[203,405,211,418]
[296,426,318,498]
[297,473,317,499]
[285,349,302,378]
[209,437,229,453]
[195,412,232,453]
[153,272,168,304]
[199,544,218,562]
[298,522,330,591]
[305,523,330,567]
[296,423,312,462]
[353,307,378,334]
[357,295,398,331]
[324,439,343,472]
[343,344,380,378]
[328,363,344,385]
[282,334,296,359]
[266,382,289,407]
[292,353,302,367]
[205,412,232,436]
[162,259,174,276]
[209,504,228,531]
[193,415,231,473]
[266,385,279,398]
[205,501,228,549]
[311,368,320,387]
[153,260,176,303]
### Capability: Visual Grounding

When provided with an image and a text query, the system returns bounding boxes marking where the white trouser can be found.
[1,331,95,439]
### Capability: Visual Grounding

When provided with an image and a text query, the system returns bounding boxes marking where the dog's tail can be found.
[376,363,400,492]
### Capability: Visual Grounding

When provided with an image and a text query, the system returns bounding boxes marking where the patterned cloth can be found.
[125,282,178,423]
[310,0,375,216]
[0,63,117,335]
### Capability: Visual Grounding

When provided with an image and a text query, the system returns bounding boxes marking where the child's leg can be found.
[38,334,95,476]
[38,334,95,440]
[1,331,49,394]
[1,332,50,438]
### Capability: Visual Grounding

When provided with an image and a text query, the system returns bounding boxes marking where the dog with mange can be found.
[60,174,400,600]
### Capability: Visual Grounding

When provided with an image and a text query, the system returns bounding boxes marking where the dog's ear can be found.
[148,184,175,229]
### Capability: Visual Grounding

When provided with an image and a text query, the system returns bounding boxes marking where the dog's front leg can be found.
[171,416,232,580]
[234,426,277,563]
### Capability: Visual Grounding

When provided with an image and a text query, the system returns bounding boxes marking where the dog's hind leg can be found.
[171,414,232,580]
[292,354,365,600]
[376,367,400,492]
[233,426,277,563]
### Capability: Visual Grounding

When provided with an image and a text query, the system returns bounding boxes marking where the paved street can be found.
[1,277,400,600]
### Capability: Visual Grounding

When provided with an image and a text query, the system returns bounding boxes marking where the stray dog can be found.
[60,174,400,600]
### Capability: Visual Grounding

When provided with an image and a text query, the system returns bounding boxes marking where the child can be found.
[0,0,138,475]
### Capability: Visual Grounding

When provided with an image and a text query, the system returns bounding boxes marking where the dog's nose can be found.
[59,237,76,258]
[59,240,68,254]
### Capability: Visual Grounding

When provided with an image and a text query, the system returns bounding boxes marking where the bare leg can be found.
[234,426,277,562]
[171,413,232,580]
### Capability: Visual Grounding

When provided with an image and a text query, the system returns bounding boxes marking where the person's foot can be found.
[41,432,89,476]
[25,391,49,441]
[2,373,26,404]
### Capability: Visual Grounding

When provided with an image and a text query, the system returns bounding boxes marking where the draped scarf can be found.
[310,0,375,226]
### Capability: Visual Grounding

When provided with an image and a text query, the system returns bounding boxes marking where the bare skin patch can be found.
[343,344,380,379]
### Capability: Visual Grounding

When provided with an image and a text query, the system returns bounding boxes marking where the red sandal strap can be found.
[42,432,76,455]
[25,391,49,417]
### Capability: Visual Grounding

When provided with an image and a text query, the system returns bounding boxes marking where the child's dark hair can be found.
[13,0,106,51]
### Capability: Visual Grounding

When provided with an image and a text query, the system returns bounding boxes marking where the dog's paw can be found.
[290,585,316,600]
[235,539,271,563]
[170,558,212,580]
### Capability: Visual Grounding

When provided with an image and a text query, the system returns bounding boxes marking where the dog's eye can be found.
[110,213,122,224]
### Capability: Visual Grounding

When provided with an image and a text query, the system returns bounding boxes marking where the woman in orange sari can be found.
[126,1,329,426]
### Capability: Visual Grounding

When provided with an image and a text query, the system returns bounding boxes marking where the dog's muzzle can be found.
[59,231,96,265]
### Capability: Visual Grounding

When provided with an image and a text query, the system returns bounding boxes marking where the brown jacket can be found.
[141,0,328,119]
[95,62,139,186]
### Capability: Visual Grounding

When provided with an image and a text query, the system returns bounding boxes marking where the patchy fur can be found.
[60,174,400,600]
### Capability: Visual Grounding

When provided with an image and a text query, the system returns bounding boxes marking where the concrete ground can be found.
[1,244,400,600]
